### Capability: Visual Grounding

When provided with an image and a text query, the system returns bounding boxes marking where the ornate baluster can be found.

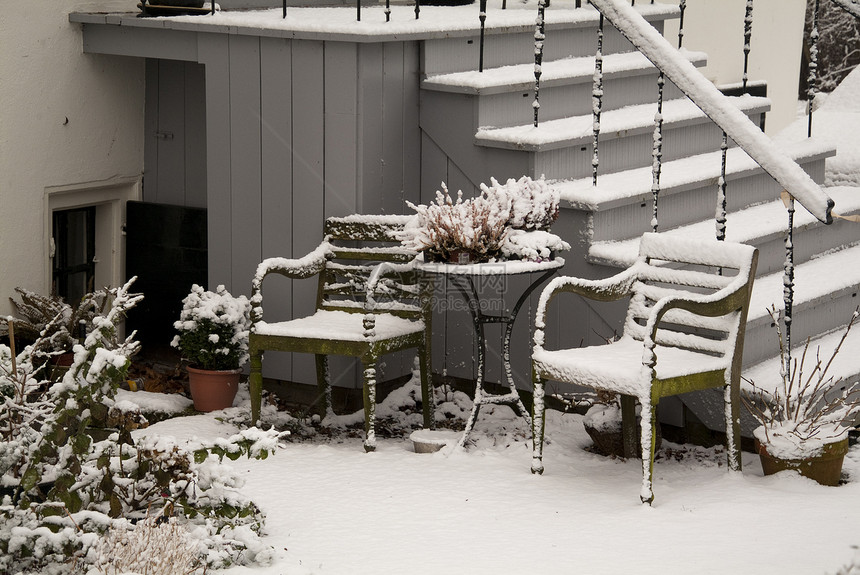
[808,0,820,137]
[678,0,686,48]
[415,0,420,20]
[592,13,605,186]
[533,0,547,125]
[479,0,488,72]
[385,0,391,22]
[651,72,665,232]
[716,133,729,242]
[782,194,796,384]
[742,0,754,92]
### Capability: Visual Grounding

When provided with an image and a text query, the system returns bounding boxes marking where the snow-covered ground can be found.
[127,377,860,575]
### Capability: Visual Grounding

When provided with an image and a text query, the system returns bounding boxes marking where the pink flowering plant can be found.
[401,175,568,263]
[172,284,252,371]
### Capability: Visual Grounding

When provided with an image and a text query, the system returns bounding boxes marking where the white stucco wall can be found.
[660,0,807,134]
[0,1,145,316]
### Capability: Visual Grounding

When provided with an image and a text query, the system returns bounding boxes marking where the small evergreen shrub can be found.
[171,285,252,371]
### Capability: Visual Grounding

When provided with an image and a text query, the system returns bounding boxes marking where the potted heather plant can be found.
[0,287,109,380]
[400,175,569,264]
[744,307,860,486]
[172,284,251,412]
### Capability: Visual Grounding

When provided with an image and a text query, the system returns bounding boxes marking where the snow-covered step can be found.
[421,3,680,75]
[475,95,770,180]
[560,139,834,241]
[422,50,707,128]
[744,241,860,365]
[589,186,860,275]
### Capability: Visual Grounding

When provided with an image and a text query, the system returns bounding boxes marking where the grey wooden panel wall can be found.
[260,36,295,382]
[144,59,207,208]
[191,33,421,388]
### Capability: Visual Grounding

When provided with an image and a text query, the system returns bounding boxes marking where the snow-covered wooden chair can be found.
[248,215,433,451]
[530,233,758,503]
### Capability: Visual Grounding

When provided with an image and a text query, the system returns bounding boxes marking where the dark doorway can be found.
[125,201,207,357]
[52,206,96,304]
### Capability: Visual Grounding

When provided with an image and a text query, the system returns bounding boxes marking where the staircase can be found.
[417,2,860,436]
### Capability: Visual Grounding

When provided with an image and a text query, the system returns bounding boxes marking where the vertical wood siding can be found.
[198,33,232,289]
[191,35,422,386]
[260,36,295,380]
[290,40,327,385]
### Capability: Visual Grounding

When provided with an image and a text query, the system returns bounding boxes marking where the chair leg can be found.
[362,358,377,452]
[639,398,658,505]
[315,354,333,420]
[249,347,263,426]
[531,373,546,475]
[620,394,638,459]
[725,377,743,472]
[418,347,435,430]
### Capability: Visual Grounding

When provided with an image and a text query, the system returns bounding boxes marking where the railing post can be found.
[479,0,488,72]
[782,193,796,385]
[677,0,686,48]
[592,13,605,186]
[385,0,391,22]
[742,0,754,92]
[533,0,547,126]
[808,0,821,137]
[415,0,420,20]
[650,72,664,232]
[716,133,728,242]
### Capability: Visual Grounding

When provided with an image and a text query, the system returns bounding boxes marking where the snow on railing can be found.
[831,0,860,18]
[588,0,835,224]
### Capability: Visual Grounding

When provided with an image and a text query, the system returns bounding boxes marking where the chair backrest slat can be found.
[623,233,757,358]
[320,216,421,319]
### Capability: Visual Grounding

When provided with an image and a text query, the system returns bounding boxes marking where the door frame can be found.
[44,177,141,297]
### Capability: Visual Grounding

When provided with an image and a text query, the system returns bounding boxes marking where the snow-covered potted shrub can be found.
[400,175,569,264]
[744,307,860,486]
[172,284,251,412]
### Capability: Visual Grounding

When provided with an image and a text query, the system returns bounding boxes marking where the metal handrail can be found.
[588,0,835,224]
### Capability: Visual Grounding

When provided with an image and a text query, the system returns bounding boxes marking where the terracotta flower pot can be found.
[187,366,241,412]
[755,437,849,486]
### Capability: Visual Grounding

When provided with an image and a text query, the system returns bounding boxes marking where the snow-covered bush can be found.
[744,306,860,459]
[0,286,110,362]
[401,175,567,263]
[402,183,511,263]
[91,516,199,574]
[0,279,283,573]
[172,284,252,371]
[488,175,560,231]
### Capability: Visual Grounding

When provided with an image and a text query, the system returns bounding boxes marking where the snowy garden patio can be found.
[3,0,860,572]
[126,378,860,575]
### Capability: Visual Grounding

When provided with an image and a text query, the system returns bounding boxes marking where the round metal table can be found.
[418,257,564,447]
